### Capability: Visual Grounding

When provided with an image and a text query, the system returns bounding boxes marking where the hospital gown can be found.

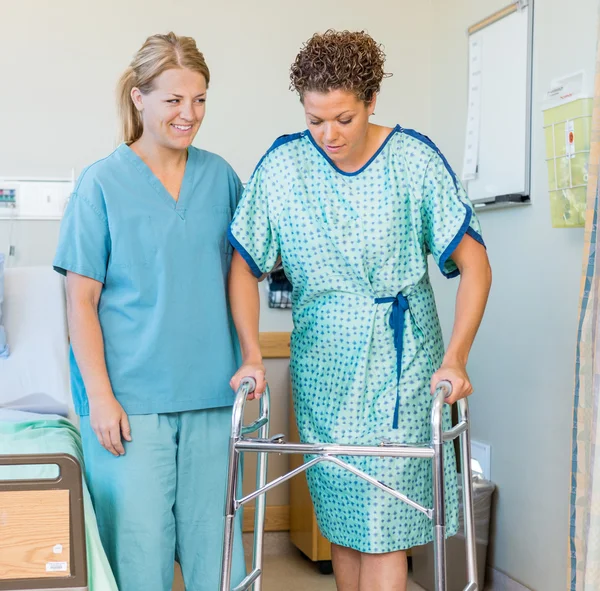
[229,125,484,552]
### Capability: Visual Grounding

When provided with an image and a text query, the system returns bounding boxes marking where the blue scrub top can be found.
[54,144,242,416]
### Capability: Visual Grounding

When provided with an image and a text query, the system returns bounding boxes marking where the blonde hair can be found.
[117,32,210,144]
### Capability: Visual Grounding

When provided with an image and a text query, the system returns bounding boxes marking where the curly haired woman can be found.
[228,30,492,591]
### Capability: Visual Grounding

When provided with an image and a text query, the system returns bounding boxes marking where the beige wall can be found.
[0,0,433,181]
[429,1,597,589]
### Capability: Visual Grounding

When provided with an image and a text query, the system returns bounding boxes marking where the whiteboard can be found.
[464,1,533,207]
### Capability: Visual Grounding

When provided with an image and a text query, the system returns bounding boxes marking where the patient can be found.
[228,29,492,591]
[53,32,245,591]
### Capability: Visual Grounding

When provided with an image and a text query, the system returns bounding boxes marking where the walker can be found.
[220,378,479,591]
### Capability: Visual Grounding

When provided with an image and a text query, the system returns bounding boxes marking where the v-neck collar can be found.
[118,143,197,220]
[306,124,401,177]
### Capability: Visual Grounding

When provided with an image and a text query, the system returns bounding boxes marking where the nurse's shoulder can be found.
[189,146,243,209]
[67,147,125,219]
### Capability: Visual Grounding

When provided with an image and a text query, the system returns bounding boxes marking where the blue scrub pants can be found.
[80,407,246,591]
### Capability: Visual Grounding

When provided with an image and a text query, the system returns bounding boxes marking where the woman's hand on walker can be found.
[430,362,473,405]
[230,362,267,400]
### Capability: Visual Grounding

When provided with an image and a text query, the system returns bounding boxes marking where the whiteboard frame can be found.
[467,0,534,211]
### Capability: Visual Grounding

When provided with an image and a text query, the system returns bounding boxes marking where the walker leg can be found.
[220,436,241,591]
[458,399,478,590]
[250,395,270,591]
[432,440,447,591]
[432,392,447,591]
[220,380,271,591]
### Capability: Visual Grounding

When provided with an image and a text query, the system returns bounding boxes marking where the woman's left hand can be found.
[430,362,473,405]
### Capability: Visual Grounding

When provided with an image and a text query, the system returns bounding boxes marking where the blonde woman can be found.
[53,32,245,591]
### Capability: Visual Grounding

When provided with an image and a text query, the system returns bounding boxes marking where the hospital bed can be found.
[0,266,118,591]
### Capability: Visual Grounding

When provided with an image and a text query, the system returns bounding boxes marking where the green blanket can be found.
[0,415,118,591]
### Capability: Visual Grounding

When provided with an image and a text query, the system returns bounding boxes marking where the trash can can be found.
[411,475,496,591]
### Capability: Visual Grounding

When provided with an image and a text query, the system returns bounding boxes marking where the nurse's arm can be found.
[65,271,131,456]
[430,234,492,404]
[228,250,267,399]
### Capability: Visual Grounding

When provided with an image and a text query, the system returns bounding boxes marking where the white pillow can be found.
[0,266,73,419]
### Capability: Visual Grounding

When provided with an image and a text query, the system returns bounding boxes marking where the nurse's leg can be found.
[80,414,178,591]
[175,407,246,591]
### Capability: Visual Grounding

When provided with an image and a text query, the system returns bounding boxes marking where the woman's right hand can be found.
[89,395,132,456]
[230,362,267,400]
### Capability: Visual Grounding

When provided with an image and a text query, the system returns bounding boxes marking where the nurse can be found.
[53,32,245,591]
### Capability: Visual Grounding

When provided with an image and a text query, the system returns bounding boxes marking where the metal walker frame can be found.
[220,378,479,591]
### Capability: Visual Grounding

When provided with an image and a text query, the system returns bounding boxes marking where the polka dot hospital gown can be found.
[229,125,485,553]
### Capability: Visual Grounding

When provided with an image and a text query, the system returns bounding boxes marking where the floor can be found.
[172,532,427,590]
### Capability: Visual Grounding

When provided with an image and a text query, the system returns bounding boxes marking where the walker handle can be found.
[435,380,453,399]
[241,376,257,393]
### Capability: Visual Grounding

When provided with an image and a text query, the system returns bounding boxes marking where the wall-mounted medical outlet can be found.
[0,176,74,220]
[0,187,17,208]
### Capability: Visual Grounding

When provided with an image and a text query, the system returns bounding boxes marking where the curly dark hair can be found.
[290,30,390,103]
